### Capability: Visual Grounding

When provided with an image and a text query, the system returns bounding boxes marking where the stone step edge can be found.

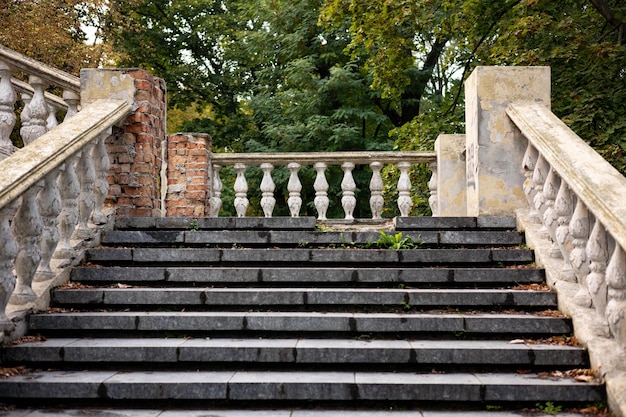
[2,338,587,366]
[100,230,524,247]
[0,370,604,403]
[50,288,557,308]
[0,410,605,417]
[70,266,545,285]
[28,312,573,335]
[113,216,516,232]
[85,248,535,265]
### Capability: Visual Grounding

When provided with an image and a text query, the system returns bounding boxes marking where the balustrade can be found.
[0,96,131,333]
[0,45,81,161]
[208,152,436,220]
[508,102,626,351]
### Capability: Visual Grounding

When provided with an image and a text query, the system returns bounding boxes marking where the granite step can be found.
[50,288,557,309]
[1,338,587,367]
[113,216,516,231]
[0,370,603,404]
[70,266,545,286]
[28,312,572,336]
[85,248,534,265]
[114,216,318,231]
[100,229,524,247]
[0,409,605,417]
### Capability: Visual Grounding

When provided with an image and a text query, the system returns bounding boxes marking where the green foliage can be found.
[187,219,199,232]
[376,231,418,250]
[106,0,626,220]
[535,401,562,415]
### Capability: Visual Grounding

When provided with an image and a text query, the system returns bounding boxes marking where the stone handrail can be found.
[0,98,132,333]
[0,44,81,159]
[209,151,437,220]
[507,101,626,351]
[0,45,80,93]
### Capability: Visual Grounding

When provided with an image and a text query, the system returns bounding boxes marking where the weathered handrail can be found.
[0,45,80,93]
[0,44,81,159]
[0,98,132,333]
[507,101,626,351]
[209,151,437,220]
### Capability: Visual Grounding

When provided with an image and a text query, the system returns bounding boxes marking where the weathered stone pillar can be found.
[465,66,551,217]
[165,133,212,217]
[80,68,166,217]
[435,134,467,216]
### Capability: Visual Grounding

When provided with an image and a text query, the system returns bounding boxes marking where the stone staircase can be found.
[0,217,606,415]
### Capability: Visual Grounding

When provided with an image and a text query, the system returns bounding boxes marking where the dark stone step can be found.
[85,248,534,265]
[2,338,587,367]
[70,266,545,286]
[0,370,603,403]
[28,312,572,336]
[100,230,524,247]
[114,217,317,231]
[114,216,517,232]
[394,217,517,230]
[51,288,557,309]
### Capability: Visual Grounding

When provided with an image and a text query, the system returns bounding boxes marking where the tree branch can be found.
[589,0,625,44]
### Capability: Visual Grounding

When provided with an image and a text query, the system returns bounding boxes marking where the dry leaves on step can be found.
[538,368,601,383]
[0,366,28,379]
[10,335,47,345]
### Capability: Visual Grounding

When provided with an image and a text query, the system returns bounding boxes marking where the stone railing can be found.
[0,45,81,159]
[507,101,626,351]
[208,151,437,220]
[0,99,131,333]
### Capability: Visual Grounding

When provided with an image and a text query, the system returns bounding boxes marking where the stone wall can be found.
[165,133,212,217]
[81,68,167,217]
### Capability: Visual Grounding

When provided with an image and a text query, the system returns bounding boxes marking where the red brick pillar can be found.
[81,68,167,217]
[165,133,212,217]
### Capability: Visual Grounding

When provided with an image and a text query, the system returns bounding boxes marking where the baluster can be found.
[397,162,413,217]
[54,153,80,259]
[208,165,222,218]
[287,163,302,218]
[233,163,249,218]
[62,90,80,120]
[260,163,276,218]
[542,168,562,258]
[34,169,62,281]
[0,60,17,158]
[532,155,550,239]
[91,131,111,225]
[73,142,96,239]
[570,199,592,306]
[20,76,48,145]
[606,244,626,350]
[341,162,356,220]
[313,162,329,221]
[554,182,576,282]
[428,161,438,216]
[369,162,384,219]
[11,182,44,304]
[522,142,539,220]
[587,220,609,319]
[46,104,58,131]
[0,200,18,330]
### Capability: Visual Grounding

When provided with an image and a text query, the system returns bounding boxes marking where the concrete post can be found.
[81,68,167,217]
[465,66,551,217]
[435,134,467,216]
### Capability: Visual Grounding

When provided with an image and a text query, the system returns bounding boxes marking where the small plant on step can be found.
[536,401,562,415]
[376,231,416,250]
[188,219,199,231]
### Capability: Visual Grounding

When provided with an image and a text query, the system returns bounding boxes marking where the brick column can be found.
[81,68,166,217]
[165,133,212,217]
